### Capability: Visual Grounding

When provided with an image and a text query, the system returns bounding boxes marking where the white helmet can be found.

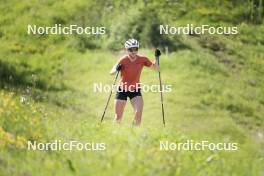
[124,39,139,49]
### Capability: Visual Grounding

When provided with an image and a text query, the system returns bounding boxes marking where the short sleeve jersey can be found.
[117,55,153,91]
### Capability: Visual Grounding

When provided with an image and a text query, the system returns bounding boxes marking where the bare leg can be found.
[114,99,127,124]
[130,96,144,125]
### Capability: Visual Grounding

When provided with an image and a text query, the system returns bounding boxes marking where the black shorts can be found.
[115,88,142,100]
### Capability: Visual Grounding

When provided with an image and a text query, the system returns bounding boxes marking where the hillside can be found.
[0,0,263,175]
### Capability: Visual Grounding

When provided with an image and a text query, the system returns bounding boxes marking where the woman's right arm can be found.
[110,64,117,75]
[110,58,123,75]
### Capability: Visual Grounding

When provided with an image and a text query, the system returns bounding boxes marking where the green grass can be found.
[0,47,263,175]
[0,0,264,175]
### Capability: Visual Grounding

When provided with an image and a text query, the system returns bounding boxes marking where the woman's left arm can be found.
[144,57,160,71]
[150,60,160,71]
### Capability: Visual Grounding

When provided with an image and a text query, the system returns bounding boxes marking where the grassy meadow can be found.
[0,0,264,175]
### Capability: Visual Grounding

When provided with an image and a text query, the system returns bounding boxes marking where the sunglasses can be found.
[128,47,138,52]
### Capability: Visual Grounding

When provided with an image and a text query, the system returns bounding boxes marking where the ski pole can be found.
[101,70,120,123]
[155,49,165,127]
